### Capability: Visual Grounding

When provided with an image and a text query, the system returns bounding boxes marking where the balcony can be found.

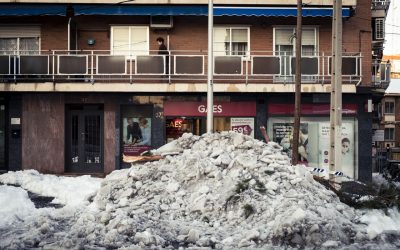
[0,50,363,86]
[372,60,391,88]
[372,0,391,10]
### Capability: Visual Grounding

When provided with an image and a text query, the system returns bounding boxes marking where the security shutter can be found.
[0,26,41,38]
[275,29,294,46]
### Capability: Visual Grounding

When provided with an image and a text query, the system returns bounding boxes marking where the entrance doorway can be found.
[65,105,103,173]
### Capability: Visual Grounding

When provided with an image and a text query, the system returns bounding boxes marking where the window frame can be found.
[384,127,395,141]
[110,26,150,58]
[213,26,251,59]
[374,18,385,40]
[384,101,395,114]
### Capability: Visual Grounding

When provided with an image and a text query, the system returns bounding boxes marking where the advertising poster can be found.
[231,117,254,138]
[318,123,354,178]
[272,123,309,164]
[122,117,152,156]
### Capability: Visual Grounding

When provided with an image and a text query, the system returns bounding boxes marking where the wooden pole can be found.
[292,0,302,165]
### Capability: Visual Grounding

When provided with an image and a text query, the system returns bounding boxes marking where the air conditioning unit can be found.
[150,16,173,29]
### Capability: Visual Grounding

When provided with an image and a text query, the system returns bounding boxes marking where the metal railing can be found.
[372,59,391,87]
[0,49,363,85]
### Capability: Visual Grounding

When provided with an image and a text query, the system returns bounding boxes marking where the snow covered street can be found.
[1,132,400,249]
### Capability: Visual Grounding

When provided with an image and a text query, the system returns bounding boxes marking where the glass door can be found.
[66,105,103,173]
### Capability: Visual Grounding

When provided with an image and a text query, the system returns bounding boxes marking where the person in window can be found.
[156,37,169,75]
[126,117,142,144]
[137,117,151,146]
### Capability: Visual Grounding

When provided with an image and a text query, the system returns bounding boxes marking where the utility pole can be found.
[207,0,214,133]
[292,0,302,165]
[329,0,342,180]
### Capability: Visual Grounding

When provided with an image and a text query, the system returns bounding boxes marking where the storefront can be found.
[164,101,257,142]
[267,103,359,179]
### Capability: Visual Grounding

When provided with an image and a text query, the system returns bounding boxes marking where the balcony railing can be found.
[0,50,363,85]
[372,0,391,10]
[372,60,391,88]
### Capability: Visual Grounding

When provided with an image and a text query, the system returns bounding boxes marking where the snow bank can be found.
[0,170,101,206]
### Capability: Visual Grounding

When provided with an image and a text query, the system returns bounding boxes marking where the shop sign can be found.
[164,102,256,117]
[231,117,254,137]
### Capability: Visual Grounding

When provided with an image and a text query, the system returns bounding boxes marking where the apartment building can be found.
[0,0,390,181]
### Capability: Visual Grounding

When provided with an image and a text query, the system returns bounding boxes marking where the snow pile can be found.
[1,132,400,249]
[54,132,375,249]
[0,169,101,206]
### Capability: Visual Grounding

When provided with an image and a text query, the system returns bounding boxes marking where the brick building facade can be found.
[0,0,390,181]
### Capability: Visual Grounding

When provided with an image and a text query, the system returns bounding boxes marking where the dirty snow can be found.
[0,132,399,249]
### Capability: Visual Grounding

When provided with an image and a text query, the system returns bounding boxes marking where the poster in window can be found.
[230,117,254,137]
[318,123,354,178]
[272,123,309,164]
[122,117,152,156]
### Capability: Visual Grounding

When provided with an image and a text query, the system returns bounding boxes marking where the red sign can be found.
[164,102,256,117]
[231,125,253,135]
[267,103,357,115]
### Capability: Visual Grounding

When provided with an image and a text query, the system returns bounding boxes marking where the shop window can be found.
[268,118,356,179]
[384,101,394,114]
[121,105,153,157]
[166,117,202,142]
[213,27,249,57]
[111,26,149,57]
[385,127,395,141]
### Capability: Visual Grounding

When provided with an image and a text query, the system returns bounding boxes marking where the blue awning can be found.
[214,7,351,17]
[0,4,66,16]
[73,5,350,17]
[74,5,209,16]
[0,4,351,18]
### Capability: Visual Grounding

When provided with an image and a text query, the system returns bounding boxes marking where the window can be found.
[274,27,318,80]
[213,27,249,57]
[384,127,395,141]
[374,18,384,40]
[274,27,318,56]
[0,26,40,55]
[384,101,394,114]
[111,26,149,56]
